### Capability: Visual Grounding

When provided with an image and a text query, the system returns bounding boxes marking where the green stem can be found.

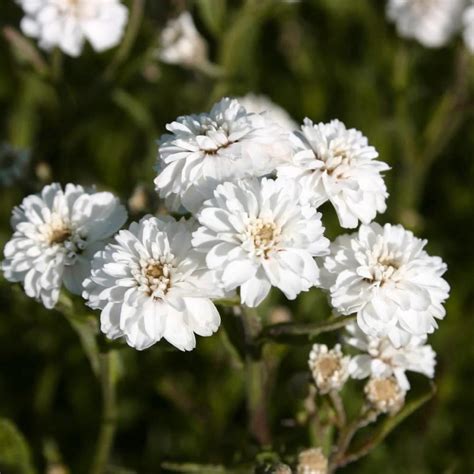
[90,350,118,474]
[238,305,271,446]
[257,314,356,346]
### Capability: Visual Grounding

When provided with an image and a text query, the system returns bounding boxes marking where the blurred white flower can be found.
[159,11,208,68]
[192,177,330,307]
[154,97,292,213]
[83,216,221,351]
[2,183,127,309]
[17,0,129,57]
[321,223,450,347]
[386,0,464,48]
[346,323,436,390]
[297,448,328,474]
[463,4,474,52]
[237,94,298,131]
[278,119,389,229]
[364,376,405,415]
[308,343,350,394]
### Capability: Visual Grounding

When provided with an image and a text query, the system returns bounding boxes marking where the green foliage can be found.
[0,418,36,474]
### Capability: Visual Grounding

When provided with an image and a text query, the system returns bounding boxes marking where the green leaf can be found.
[0,418,36,474]
[196,0,227,37]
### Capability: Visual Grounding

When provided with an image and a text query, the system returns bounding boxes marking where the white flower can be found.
[237,94,298,131]
[192,177,330,307]
[17,0,129,57]
[364,376,405,415]
[321,222,450,347]
[83,216,221,351]
[2,183,127,309]
[278,119,389,229]
[154,97,292,213]
[463,4,474,53]
[297,448,328,474]
[386,0,465,48]
[308,343,350,394]
[159,11,208,68]
[346,323,436,391]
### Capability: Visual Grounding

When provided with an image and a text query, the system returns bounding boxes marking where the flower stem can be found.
[238,305,272,446]
[90,350,118,474]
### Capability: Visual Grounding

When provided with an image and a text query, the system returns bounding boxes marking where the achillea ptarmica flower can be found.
[192,177,330,307]
[154,97,292,213]
[364,376,405,415]
[386,0,465,48]
[17,0,129,57]
[308,343,350,394]
[237,94,298,131]
[0,143,30,187]
[83,216,221,351]
[321,223,450,347]
[297,448,328,474]
[463,4,474,53]
[278,119,389,229]
[159,11,208,68]
[2,183,127,309]
[346,323,436,391]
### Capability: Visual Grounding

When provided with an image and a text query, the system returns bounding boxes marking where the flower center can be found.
[138,257,174,299]
[321,145,352,179]
[246,218,280,258]
[363,239,403,286]
[315,355,341,378]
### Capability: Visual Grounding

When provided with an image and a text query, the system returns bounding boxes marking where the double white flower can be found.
[192,177,330,307]
[2,183,127,308]
[278,119,389,229]
[83,216,221,351]
[346,323,436,391]
[154,98,291,213]
[17,0,128,57]
[322,222,450,346]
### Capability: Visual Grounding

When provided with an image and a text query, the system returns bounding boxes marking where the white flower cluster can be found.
[386,0,474,52]
[2,94,449,363]
[17,0,128,57]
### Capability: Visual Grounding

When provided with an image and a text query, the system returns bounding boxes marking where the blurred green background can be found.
[0,0,473,472]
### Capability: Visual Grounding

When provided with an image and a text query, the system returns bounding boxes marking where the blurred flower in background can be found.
[386,0,465,48]
[158,11,209,69]
[0,143,30,187]
[17,0,129,57]
[463,3,474,52]
[237,93,298,131]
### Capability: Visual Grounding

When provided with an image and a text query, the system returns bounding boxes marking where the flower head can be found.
[308,343,350,394]
[159,11,208,68]
[386,0,464,48]
[364,376,405,415]
[192,177,330,307]
[278,119,389,228]
[297,448,328,474]
[154,97,291,213]
[83,216,221,351]
[2,183,127,308]
[237,94,298,131]
[17,0,129,57]
[346,323,436,391]
[463,4,474,53]
[322,223,450,346]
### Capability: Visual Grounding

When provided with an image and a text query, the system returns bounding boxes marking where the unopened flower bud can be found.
[364,376,405,415]
[308,344,350,394]
[297,447,328,474]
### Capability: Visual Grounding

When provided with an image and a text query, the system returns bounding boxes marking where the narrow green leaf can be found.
[0,418,36,474]
[196,0,227,37]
